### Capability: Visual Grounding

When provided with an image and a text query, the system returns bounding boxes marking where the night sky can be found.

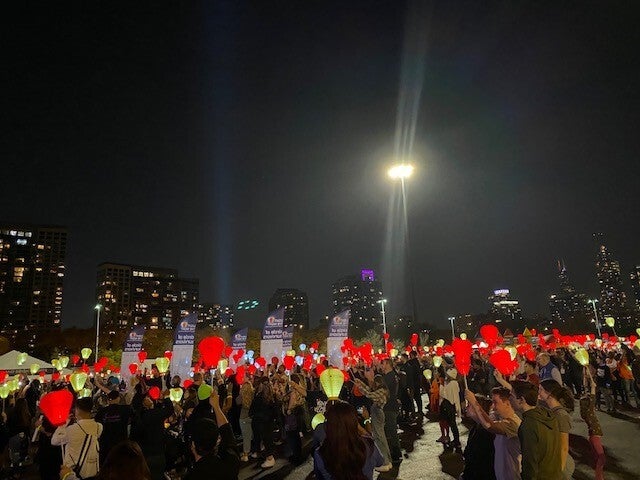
[3,1,639,330]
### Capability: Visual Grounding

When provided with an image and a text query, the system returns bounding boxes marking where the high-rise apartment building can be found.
[0,224,67,338]
[548,260,590,326]
[488,289,522,325]
[332,269,383,331]
[593,234,627,318]
[96,263,199,330]
[629,266,640,311]
[268,288,309,329]
[198,303,234,329]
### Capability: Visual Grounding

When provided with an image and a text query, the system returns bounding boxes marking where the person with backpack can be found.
[53,397,103,480]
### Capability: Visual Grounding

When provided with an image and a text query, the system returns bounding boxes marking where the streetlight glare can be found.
[388,164,414,179]
[94,304,101,310]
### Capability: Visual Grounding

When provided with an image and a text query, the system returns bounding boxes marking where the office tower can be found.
[332,269,384,331]
[198,303,235,329]
[548,260,590,326]
[488,288,523,325]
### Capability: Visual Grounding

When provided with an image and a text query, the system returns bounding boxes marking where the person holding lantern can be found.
[439,367,462,450]
[381,358,402,464]
[538,379,575,479]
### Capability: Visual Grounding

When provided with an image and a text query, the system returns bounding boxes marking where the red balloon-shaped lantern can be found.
[183,379,194,389]
[248,364,257,375]
[224,346,233,358]
[0,371,7,383]
[128,363,138,375]
[452,338,473,376]
[489,349,517,376]
[410,333,419,346]
[52,371,61,381]
[283,355,295,371]
[164,351,173,360]
[255,357,266,368]
[198,336,225,368]
[71,354,80,365]
[138,351,148,363]
[236,365,246,384]
[480,324,500,347]
[40,390,73,425]
[148,386,161,400]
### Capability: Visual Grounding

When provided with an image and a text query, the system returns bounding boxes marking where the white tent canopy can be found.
[0,350,55,373]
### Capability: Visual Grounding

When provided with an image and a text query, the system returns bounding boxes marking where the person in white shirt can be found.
[52,397,103,480]
[439,368,461,448]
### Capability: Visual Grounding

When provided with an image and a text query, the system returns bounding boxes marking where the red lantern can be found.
[236,366,246,384]
[342,370,350,382]
[271,356,279,366]
[148,386,161,400]
[71,354,80,365]
[490,349,517,376]
[248,364,257,375]
[197,337,225,368]
[316,364,326,376]
[480,324,500,347]
[39,371,45,378]
[224,368,234,378]
[164,351,173,360]
[138,351,148,363]
[81,364,90,374]
[112,366,120,374]
[255,357,266,368]
[52,371,61,381]
[40,390,73,426]
[128,363,138,375]
[452,338,473,376]
[311,342,319,351]
[0,371,6,383]
[224,346,233,358]
[183,379,194,389]
[410,333,419,346]
[283,355,295,371]
[383,333,390,341]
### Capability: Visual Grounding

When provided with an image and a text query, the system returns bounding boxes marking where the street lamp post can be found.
[94,304,102,363]
[388,164,418,324]
[588,299,601,338]
[448,316,456,340]
[378,299,388,337]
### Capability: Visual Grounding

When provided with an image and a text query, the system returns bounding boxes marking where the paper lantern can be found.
[198,337,225,368]
[197,383,213,401]
[636,328,640,337]
[148,386,161,400]
[574,348,589,367]
[480,325,500,346]
[155,357,170,374]
[0,371,6,383]
[389,349,398,357]
[283,355,296,371]
[433,356,443,368]
[137,351,148,363]
[128,363,138,375]
[423,369,432,381]
[311,413,326,430]
[40,390,73,426]
[59,356,70,369]
[235,365,246,385]
[489,350,517,376]
[51,371,60,381]
[316,364,326,376]
[460,333,467,340]
[255,357,266,368]
[299,344,307,351]
[634,339,640,350]
[164,351,173,360]
[410,333,419,346]
[71,354,80,365]
[246,350,254,359]
[70,372,88,392]
[217,359,228,372]
[319,368,344,400]
[15,352,27,366]
[183,379,194,389]
[594,339,603,348]
[505,346,517,361]
[39,371,45,378]
[29,363,40,375]
[0,384,10,399]
[78,388,92,399]
[605,317,615,328]
[170,387,183,402]
[452,338,473,376]
[436,339,445,348]
[248,364,257,375]
[81,348,92,360]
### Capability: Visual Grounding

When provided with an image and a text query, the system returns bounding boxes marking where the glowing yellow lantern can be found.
[0,384,9,399]
[505,346,517,361]
[16,352,27,366]
[595,339,603,348]
[311,413,325,430]
[81,348,92,360]
[437,339,445,348]
[319,368,344,400]
[51,359,59,370]
[433,356,443,368]
[169,388,183,402]
[59,356,70,369]
[636,328,640,337]
[605,317,615,328]
[460,333,467,340]
[217,359,228,372]
[155,357,170,374]
[8,379,19,391]
[78,388,92,399]
[423,369,432,381]
[30,364,40,375]
[70,373,88,392]
[574,348,589,367]
[634,339,640,350]
[287,350,296,357]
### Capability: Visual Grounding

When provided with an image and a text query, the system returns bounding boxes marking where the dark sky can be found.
[2,1,639,330]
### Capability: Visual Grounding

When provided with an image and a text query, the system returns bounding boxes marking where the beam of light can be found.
[388,164,414,179]
[393,0,431,165]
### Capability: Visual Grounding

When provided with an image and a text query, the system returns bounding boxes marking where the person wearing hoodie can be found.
[512,380,562,480]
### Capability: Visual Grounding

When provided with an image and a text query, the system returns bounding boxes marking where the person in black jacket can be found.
[250,377,278,468]
[130,393,174,480]
[185,390,240,480]
[95,390,134,465]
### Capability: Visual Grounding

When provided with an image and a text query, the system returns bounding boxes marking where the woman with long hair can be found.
[313,402,383,480]
[250,377,277,468]
[539,379,575,479]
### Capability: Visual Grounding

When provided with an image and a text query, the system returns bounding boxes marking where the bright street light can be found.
[388,164,414,180]
[588,299,601,338]
[377,299,388,338]
[94,304,102,363]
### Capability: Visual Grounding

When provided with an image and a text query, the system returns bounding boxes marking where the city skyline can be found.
[3,2,639,331]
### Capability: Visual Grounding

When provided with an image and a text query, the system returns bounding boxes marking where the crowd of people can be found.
[0,337,638,480]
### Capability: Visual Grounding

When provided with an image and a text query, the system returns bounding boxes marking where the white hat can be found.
[447,368,458,380]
